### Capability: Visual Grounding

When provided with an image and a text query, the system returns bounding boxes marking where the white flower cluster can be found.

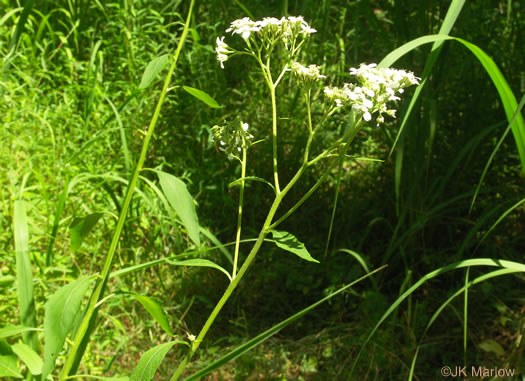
[216,16,316,69]
[212,121,254,159]
[225,16,316,41]
[215,36,231,68]
[324,64,420,125]
[291,62,326,84]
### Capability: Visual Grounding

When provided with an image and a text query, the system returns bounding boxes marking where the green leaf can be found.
[69,213,104,252]
[42,277,93,380]
[131,295,174,336]
[139,54,170,89]
[0,355,23,378]
[158,171,201,246]
[130,342,177,381]
[479,339,505,356]
[13,200,38,350]
[0,326,39,340]
[228,176,276,193]
[165,258,232,282]
[182,86,221,108]
[271,230,319,263]
[12,342,42,375]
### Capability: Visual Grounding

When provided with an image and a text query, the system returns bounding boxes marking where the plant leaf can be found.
[130,342,178,381]
[271,230,319,263]
[158,171,201,246]
[182,86,220,108]
[139,54,170,89]
[479,339,505,356]
[13,200,38,350]
[165,258,232,282]
[0,355,23,378]
[12,342,42,375]
[0,326,39,340]
[70,213,104,252]
[130,295,174,336]
[42,277,93,380]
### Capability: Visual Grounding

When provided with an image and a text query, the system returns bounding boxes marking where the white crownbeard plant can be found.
[171,15,419,380]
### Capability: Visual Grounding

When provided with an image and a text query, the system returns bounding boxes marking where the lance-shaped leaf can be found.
[182,86,221,108]
[271,230,319,263]
[158,171,201,246]
[42,277,93,380]
[0,355,22,378]
[12,342,42,375]
[130,294,174,336]
[165,258,232,282]
[69,213,104,251]
[139,54,170,89]
[130,341,187,381]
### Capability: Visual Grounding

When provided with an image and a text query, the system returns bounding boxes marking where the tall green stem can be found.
[270,85,280,193]
[232,134,247,279]
[59,1,195,378]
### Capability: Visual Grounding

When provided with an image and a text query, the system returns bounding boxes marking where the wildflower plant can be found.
[169,15,419,380]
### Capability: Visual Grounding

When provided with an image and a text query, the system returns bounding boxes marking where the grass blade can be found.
[408,268,518,380]
[13,200,38,352]
[185,266,386,380]
[349,258,525,377]
[0,326,40,340]
[470,95,525,212]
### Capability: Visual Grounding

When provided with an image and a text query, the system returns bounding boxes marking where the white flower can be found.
[216,36,230,69]
[226,17,260,40]
[324,63,419,125]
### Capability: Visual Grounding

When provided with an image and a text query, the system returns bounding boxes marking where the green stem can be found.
[232,132,247,279]
[59,1,195,378]
[270,84,280,193]
[171,151,308,380]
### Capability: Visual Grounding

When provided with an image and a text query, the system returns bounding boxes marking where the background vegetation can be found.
[1,0,523,379]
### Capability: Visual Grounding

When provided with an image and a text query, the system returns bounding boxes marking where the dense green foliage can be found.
[1,0,524,379]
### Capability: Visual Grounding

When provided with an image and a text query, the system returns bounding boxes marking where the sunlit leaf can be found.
[12,342,42,375]
[42,277,93,380]
[130,342,184,381]
[182,86,220,108]
[131,295,174,336]
[271,230,319,263]
[0,355,22,378]
[139,55,170,89]
[165,258,232,282]
[158,171,201,246]
[70,213,104,252]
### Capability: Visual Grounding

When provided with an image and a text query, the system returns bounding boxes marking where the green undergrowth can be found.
[1,0,524,380]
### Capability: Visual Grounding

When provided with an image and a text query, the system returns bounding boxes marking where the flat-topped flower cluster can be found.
[215,16,317,68]
[226,16,316,41]
[214,15,421,142]
[324,63,420,125]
